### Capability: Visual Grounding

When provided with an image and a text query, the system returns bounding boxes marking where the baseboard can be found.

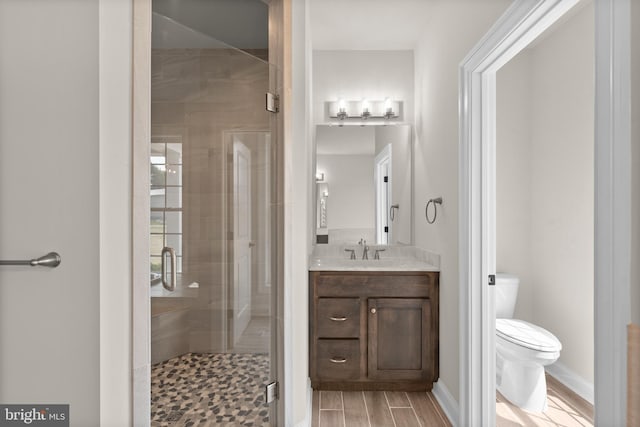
[432,380,459,427]
[295,378,312,427]
[545,361,594,404]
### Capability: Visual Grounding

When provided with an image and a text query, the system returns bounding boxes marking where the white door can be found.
[374,145,392,245]
[0,1,100,424]
[233,139,252,344]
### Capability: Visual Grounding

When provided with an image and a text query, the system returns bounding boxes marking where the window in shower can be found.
[150,137,183,278]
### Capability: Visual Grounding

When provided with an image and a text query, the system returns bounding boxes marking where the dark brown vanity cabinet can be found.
[309,271,439,391]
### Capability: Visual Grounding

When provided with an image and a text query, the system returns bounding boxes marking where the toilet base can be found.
[497,358,548,412]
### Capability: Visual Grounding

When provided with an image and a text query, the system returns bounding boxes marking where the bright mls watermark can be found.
[0,405,68,426]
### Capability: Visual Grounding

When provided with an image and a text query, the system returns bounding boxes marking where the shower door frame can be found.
[131,1,286,425]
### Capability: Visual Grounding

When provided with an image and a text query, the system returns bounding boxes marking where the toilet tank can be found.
[495,273,519,318]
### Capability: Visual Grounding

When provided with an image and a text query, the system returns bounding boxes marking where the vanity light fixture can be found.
[361,99,371,120]
[384,97,396,119]
[336,98,348,121]
[329,99,401,122]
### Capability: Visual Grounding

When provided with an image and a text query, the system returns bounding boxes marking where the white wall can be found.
[496,52,535,322]
[631,0,640,327]
[316,154,375,232]
[497,2,595,384]
[529,3,594,383]
[0,1,100,424]
[313,50,414,125]
[413,0,512,404]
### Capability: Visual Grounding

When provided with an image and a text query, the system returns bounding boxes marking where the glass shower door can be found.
[149,5,279,425]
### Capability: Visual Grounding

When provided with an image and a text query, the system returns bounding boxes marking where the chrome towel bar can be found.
[0,252,61,268]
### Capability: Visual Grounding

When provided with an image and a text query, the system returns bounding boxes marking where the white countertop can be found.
[309,244,440,272]
[308,257,439,272]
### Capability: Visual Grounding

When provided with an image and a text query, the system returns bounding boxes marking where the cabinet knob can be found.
[370,308,377,314]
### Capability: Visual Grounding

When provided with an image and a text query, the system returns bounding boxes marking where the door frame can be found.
[458,0,631,425]
[374,144,392,245]
[131,1,285,425]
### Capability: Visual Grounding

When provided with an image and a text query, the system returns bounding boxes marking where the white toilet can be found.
[495,273,562,412]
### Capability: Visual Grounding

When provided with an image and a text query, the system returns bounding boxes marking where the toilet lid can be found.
[496,319,562,352]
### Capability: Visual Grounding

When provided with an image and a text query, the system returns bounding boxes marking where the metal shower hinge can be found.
[265,381,279,403]
[266,92,279,113]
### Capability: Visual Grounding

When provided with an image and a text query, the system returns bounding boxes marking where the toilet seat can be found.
[496,319,562,352]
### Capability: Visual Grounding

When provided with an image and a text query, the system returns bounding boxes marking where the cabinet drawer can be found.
[315,273,432,298]
[317,298,360,338]
[316,339,360,381]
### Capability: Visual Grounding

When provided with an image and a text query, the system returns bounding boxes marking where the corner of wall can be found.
[432,379,460,426]
[99,0,134,424]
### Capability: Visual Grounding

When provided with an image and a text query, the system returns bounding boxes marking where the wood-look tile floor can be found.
[497,374,594,427]
[311,390,452,427]
[312,374,593,427]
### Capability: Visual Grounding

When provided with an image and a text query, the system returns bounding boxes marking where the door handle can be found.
[161,246,176,292]
[0,251,61,268]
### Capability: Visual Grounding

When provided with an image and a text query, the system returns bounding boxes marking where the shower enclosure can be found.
[148,2,280,424]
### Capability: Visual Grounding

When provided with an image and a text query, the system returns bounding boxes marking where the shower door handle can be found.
[161,246,176,292]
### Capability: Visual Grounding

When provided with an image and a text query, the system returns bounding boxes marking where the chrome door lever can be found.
[0,252,61,268]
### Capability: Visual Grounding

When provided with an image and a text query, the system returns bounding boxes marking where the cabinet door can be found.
[368,298,432,381]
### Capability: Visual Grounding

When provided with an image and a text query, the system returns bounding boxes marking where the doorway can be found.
[133,1,284,425]
[494,4,595,422]
[459,0,632,425]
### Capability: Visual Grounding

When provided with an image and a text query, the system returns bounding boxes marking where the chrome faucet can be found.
[374,248,385,260]
[362,240,369,260]
[344,249,356,260]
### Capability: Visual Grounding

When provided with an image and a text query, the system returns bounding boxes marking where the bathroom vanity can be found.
[309,265,439,391]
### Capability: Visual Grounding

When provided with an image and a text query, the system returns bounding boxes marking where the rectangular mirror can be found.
[315,124,412,245]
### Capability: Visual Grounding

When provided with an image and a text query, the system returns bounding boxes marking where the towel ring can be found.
[425,197,443,224]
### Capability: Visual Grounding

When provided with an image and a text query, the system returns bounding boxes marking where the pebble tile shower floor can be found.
[151,353,270,426]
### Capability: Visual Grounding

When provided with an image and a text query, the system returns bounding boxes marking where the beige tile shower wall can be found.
[152,48,269,352]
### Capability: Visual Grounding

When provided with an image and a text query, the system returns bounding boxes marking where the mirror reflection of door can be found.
[375,144,392,245]
[233,138,252,345]
[314,124,411,245]
[227,131,272,352]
